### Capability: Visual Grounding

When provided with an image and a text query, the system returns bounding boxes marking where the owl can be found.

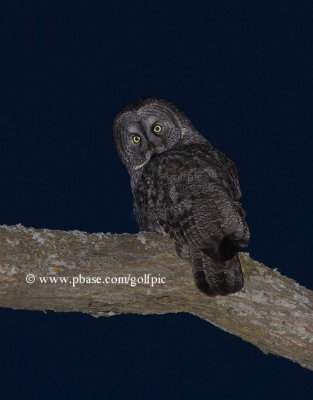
[113,98,249,296]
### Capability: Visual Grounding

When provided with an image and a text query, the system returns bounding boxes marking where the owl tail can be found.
[190,250,244,296]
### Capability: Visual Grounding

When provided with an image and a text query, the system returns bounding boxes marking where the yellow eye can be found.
[153,124,162,134]
[132,135,141,144]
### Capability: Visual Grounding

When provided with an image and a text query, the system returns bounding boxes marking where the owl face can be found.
[114,99,184,172]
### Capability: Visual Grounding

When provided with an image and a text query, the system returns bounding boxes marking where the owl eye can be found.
[152,124,162,134]
[132,135,141,144]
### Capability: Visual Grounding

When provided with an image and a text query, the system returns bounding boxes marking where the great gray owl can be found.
[113,98,249,296]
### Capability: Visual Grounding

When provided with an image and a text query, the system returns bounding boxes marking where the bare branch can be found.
[0,224,312,371]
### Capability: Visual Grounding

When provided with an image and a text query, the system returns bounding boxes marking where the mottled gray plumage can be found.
[113,98,249,296]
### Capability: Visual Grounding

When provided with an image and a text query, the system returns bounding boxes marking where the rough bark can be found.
[0,224,312,371]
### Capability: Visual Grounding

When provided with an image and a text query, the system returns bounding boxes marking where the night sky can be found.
[1,1,312,399]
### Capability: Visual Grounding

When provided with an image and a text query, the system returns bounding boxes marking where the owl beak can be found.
[148,142,156,152]
[148,141,164,155]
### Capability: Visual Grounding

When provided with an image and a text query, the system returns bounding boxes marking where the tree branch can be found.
[0,224,312,371]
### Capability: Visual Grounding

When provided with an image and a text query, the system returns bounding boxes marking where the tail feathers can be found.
[190,250,244,296]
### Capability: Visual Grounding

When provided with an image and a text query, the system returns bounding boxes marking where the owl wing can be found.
[160,177,248,252]
[206,146,242,200]
[142,147,249,252]
[183,143,242,200]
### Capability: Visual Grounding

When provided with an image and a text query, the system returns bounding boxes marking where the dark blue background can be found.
[1,1,312,399]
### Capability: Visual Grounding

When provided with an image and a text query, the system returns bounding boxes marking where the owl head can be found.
[113,98,199,173]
